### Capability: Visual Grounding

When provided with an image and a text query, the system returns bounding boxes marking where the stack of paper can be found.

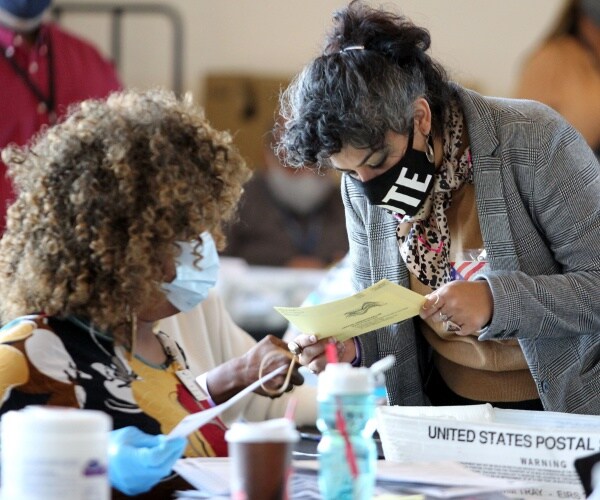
[174,457,532,499]
[377,404,600,499]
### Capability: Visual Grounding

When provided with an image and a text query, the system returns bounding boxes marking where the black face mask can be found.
[349,132,436,217]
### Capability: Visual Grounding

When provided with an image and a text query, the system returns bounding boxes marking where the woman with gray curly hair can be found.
[0,88,306,495]
[280,1,600,414]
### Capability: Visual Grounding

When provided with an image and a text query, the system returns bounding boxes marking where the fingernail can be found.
[309,335,317,343]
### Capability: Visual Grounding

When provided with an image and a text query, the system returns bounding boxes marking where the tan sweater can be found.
[408,184,539,402]
[515,35,600,153]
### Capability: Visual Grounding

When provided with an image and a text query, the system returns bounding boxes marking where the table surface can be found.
[112,475,193,500]
[113,430,383,499]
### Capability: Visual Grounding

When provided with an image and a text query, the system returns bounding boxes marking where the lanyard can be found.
[154,329,188,370]
[0,30,56,123]
[68,315,139,385]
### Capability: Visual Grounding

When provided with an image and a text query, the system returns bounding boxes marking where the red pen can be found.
[326,339,359,479]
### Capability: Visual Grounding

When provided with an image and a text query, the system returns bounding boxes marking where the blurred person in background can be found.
[515,0,600,159]
[222,129,348,269]
[0,0,121,231]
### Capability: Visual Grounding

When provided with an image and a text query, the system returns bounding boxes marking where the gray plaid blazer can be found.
[344,85,600,414]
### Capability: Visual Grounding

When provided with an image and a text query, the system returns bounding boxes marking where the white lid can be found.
[317,362,374,398]
[1,406,112,435]
[225,418,299,443]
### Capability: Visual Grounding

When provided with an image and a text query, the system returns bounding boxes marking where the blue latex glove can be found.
[108,426,187,496]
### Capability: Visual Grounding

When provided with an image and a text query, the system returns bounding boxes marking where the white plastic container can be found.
[1,406,112,500]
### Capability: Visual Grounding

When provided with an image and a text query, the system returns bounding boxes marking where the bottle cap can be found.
[225,418,300,443]
[2,406,112,436]
[1,407,111,499]
[317,362,374,398]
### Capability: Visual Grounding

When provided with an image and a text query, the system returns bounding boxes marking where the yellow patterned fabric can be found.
[0,314,228,456]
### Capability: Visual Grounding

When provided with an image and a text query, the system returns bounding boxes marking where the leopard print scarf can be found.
[394,100,473,289]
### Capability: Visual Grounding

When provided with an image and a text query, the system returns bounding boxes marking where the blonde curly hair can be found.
[0,88,251,337]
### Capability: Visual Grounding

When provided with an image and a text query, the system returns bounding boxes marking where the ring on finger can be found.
[444,320,462,332]
[438,311,449,322]
[287,341,303,357]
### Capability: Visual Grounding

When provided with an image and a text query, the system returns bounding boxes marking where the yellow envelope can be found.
[274,279,426,342]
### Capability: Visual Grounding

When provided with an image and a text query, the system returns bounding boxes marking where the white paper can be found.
[296,459,530,491]
[274,279,425,342]
[167,364,287,439]
[174,457,230,496]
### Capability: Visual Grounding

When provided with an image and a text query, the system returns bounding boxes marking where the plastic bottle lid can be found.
[2,406,112,436]
[225,417,300,443]
[317,362,374,397]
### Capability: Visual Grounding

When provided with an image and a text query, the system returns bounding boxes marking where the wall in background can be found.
[55,0,566,100]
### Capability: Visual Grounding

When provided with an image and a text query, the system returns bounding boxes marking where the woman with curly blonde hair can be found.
[0,88,246,331]
[0,88,306,496]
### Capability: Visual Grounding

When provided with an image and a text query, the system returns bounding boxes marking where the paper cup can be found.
[225,418,299,500]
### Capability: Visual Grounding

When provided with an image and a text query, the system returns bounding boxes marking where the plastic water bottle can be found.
[317,362,377,500]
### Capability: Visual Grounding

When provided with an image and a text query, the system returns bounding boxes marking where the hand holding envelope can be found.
[274,279,425,343]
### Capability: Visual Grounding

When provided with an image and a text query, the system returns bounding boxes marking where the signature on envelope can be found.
[344,301,385,317]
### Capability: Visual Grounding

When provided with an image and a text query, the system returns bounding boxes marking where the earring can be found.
[425,134,435,163]
[124,305,137,355]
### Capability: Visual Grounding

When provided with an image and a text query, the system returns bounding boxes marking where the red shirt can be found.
[0,23,122,231]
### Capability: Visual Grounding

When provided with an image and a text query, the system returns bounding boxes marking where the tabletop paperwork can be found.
[173,457,530,499]
[376,404,600,500]
[274,279,425,342]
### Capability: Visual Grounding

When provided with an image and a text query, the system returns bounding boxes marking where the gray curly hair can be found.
[277,0,454,168]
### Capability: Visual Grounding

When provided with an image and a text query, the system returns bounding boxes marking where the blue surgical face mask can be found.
[0,0,51,32]
[161,232,220,312]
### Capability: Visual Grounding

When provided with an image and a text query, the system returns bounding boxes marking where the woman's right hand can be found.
[292,334,356,373]
[108,427,186,496]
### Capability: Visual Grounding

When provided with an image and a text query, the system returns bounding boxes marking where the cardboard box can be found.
[202,73,291,169]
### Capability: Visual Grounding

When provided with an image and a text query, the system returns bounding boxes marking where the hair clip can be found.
[340,45,365,53]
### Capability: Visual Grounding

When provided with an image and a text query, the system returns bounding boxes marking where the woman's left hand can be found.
[419,280,493,336]
[241,335,304,397]
[206,335,303,404]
